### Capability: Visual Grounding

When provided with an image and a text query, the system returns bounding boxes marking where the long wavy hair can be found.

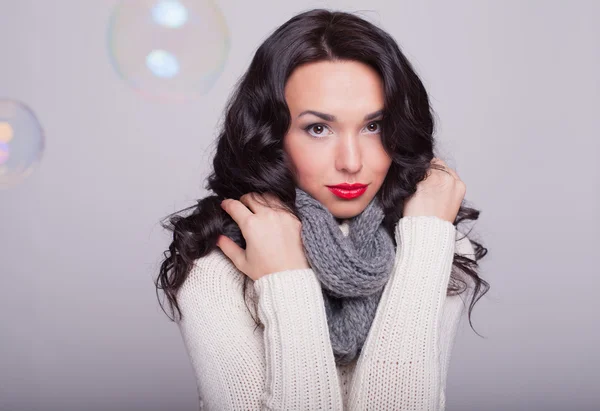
[155,8,490,336]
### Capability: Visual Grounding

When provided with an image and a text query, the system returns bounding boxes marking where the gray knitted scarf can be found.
[223,188,396,366]
[294,187,396,365]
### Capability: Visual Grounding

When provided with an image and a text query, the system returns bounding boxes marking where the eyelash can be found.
[302,121,382,138]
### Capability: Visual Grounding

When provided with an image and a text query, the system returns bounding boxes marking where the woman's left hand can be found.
[402,157,466,223]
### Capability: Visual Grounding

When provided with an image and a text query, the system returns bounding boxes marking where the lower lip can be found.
[327,186,368,199]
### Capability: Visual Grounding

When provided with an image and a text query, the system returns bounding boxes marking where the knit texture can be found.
[294,187,396,366]
[176,216,475,410]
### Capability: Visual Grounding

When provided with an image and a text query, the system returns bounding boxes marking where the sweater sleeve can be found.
[176,248,344,411]
[346,215,473,411]
[253,268,344,410]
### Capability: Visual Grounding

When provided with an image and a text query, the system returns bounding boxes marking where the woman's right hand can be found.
[216,192,310,281]
[402,157,466,223]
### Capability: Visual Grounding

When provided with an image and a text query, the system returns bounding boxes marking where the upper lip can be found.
[327,183,368,189]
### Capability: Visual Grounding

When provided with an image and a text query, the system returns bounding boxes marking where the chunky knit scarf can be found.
[223,187,396,366]
[294,187,396,365]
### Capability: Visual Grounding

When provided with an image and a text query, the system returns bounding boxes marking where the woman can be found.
[155,8,489,410]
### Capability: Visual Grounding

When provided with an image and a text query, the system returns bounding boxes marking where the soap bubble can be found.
[0,99,45,189]
[152,0,188,28]
[108,0,230,101]
[146,49,180,78]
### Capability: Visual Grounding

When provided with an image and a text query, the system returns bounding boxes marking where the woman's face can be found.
[283,60,392,220]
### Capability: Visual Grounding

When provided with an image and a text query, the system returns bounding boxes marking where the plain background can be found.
[1,0,598,410]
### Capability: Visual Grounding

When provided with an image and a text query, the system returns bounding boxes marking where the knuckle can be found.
[265,193,280,207]
[240,193,253,203]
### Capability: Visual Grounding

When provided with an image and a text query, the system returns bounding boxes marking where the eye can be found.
[303,123,333,138]
[364,121,382,134]
[302,121,382,138]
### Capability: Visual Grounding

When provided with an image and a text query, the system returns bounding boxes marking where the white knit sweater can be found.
[176,215,475,410]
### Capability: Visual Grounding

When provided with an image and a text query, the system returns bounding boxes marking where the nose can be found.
[335,132,363,174]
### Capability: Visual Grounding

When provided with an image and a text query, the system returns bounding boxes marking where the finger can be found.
[216,235,246,271]
[261,192,281,205]
[440,163,461,181]
[239,192,269,214]
[426,158,447,178]
[446,167,460,181]
[221,198,254,228]
[430,158,449,172]
[241,192,283,215]
[430,158,458,179]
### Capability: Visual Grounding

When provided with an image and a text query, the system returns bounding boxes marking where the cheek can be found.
[284,133,325,182]
[293,151,325,184]
[367,142,393,176]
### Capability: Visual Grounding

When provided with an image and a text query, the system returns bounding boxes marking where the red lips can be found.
[327,183,367,189]
[326,183,368,199]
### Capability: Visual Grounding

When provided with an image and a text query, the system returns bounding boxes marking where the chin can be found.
[328,201,367,220]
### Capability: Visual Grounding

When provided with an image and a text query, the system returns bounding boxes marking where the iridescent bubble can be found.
[108,0,230,101]
[0,99,45,189]
[146,49,180,78]
[152,0,188,28]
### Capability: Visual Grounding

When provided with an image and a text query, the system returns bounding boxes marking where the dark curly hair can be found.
[155,8,490,336]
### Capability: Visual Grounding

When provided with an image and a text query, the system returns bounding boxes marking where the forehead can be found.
[284,60,384,116]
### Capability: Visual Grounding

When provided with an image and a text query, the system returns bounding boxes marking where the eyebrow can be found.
[297,109,384,122]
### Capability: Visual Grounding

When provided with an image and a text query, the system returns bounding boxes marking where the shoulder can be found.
[186,248,246,288]
[177,248,255,316]
[175,249,264,400]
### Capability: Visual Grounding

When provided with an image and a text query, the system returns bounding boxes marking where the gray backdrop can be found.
[1,0,598,410]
